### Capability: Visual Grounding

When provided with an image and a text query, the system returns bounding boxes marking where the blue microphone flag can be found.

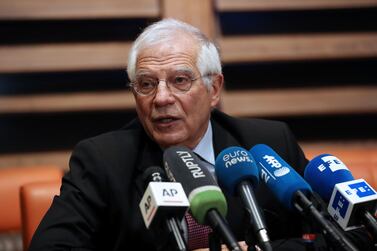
[249,144,312,210]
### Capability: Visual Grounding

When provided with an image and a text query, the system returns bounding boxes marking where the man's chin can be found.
[154,134,186,149]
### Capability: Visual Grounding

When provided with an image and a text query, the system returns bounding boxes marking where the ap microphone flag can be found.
[139,181,189,228]
[139,166,188,251]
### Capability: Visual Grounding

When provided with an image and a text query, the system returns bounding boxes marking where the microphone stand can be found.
[165,217,188,251]
[361,210,377,241]
[209,232,222,251]
[294,190,359,251]
[207,210,242,251]
[244,227,259,251]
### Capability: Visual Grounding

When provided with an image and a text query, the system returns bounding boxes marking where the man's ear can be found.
[210,74,224,108]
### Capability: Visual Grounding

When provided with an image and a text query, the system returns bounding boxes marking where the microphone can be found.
[139,166,189,251]
[305,154,377,238]
[215,146,272,251]
[250,144,359,251]
[163,146,242,251]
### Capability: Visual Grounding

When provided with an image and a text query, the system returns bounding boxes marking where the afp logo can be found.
[262,155,290,177]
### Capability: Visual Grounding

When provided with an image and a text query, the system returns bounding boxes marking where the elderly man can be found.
[29,18,373,251]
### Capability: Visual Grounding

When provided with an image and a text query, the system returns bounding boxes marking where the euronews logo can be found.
[222,149,253,168]
[263,155,290,177]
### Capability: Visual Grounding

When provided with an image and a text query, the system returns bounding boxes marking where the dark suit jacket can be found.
[29,110,373,251]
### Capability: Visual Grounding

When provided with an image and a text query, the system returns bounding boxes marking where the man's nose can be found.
[153,80,175,105]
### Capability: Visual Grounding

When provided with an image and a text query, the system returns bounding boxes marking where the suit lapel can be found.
[134,133,164,194]
[211,118,241,157]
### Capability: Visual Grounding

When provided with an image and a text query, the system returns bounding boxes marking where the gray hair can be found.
[127,18,222,88]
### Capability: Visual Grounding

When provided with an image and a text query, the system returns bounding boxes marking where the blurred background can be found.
[0,1,377,250]
[1,0,376,171]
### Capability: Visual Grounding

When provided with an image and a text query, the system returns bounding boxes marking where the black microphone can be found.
[305,154,377,239]
[139,166,189,251]
[250,144,360,251]
[215,146,272,251]
[163,146,242,251]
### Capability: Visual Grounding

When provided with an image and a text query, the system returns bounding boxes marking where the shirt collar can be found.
[193,121,215,165]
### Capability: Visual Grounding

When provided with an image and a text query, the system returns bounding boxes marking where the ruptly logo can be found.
[177,151,205,178]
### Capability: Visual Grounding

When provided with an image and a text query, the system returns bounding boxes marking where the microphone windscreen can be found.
[142,166,167,185]
[163,146,227,224]
[304,154,354,202]
[215,146,259,196]
[249,144,312,210]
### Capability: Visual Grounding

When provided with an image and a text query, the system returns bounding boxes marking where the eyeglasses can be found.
[129,72,210,96]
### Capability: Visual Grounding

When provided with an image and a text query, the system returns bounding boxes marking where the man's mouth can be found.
[159,118,175,123]
[153,116,179,124]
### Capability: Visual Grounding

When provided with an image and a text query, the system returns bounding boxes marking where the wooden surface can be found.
[0,151,71,171]
[1,141,376,174]
[2,33,376,73]
[219,33,377,63]
[0,91,135,114]
[217,0,377,11]
[2,86,376,116]
[0,0,159,19]
[1,0,376,171]
[162,0,216,39]
[0,42,132,73]
[221,86,377,117]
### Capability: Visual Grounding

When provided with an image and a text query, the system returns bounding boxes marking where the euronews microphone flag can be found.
[305,154,377,234]
[215,146,272,251]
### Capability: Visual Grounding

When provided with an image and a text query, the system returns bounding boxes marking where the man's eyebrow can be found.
[136,68,195,76]
[135,71,155,78]
[172,68,195,76]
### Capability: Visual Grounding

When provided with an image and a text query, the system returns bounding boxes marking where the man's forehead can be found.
[135,67,194,76]
[138,32,199,56]
[136,49,199,74]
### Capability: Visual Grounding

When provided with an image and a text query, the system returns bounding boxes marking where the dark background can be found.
[1,7,376,155]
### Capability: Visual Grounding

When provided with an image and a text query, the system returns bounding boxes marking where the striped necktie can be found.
[185,152,215,250]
